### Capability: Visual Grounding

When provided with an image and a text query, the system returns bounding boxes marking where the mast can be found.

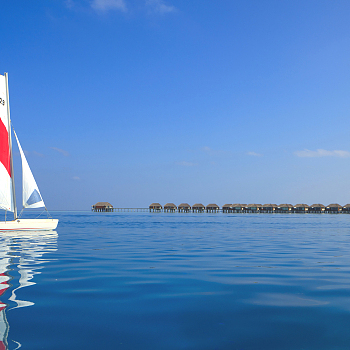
[4,73,17,220]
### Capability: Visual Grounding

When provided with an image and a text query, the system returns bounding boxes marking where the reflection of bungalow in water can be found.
[294,204,309,213]
[149,203,162,212]
[261,204,277,213]
[178,203,191,212]
[326,203,342,213]
[232,204,246,213]
[206,204,220,213]
[192,203,205,212]
[222,204,233,213]
[164,203,177,212]
[342,204,350,213]
[276,204,293,213]
[309,204,325,213]
[246,204,262,213]
[92,202,113,212]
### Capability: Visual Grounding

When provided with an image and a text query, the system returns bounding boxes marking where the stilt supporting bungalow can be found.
[261,204,277,213]
[325,204,342,214]
[294,204,309,213]
[309,204,325,213]
[246,204,262,213]
[164,203,177,212]
[276,204,293,213]
[149,203,162,212]
[92,202,113,212]
[206,204,219,213]
[232,204,247,213]
[178,203,191,212]
[222,204,233,213]
[192,203,205,213]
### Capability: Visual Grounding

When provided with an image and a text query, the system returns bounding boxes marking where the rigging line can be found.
[45,207,52,219]
[18,208,24,219]
[35,210,45,219]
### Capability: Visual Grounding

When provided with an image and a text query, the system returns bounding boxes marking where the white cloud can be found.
[294,149,350,158]
[247,151,263,157]
[201,146,225,157]
[146,0,176,14]
[176,161,197,167]
[51,147,70,157]
[23,150,44,157]
[91,0,127,12]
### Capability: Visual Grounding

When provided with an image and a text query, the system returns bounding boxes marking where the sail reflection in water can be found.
[0,231,57,349]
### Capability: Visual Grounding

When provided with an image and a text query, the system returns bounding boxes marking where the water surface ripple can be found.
[3,212,350,349]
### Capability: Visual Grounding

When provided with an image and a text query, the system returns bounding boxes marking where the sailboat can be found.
[0,72,58,231]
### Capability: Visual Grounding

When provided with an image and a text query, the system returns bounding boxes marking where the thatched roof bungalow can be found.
[261,204,277,212]
[92,202,113,212]
[164,203,177,212]
[342,204,350,213]
[309,204,325,213]
[149,203,162,211]
[276,204,293,213]
[246,204,262,212]
[294,204,309,213]
[326,203,342,213]
[178,203,191,212]
[192,203,205,212]
[232,204,247,212]
[222,204,233,213]
[206,204,220,213]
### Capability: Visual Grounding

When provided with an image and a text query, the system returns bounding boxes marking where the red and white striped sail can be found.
[0,74,13,212]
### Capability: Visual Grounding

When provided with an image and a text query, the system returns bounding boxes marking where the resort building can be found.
[164,203,177,212]
[192,203,205,212]
[92,202,113,212]
[222,204,233,213]
[276,204,293,213]
[325,204,342,213]
[342,204,350,213]
[149,203,162,212]
[261,204,277,213]
[246,204,262,213]
[294,204,309,213]
[309,204,326,213]
[232,204,247,213]
[206,204,220,213]
[178,203,191,212]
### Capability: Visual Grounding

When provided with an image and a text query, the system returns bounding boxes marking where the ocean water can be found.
[1,212,350,349]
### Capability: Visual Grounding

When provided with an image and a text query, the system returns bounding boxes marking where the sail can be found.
[13,131,45,209]
[0,74,13,212]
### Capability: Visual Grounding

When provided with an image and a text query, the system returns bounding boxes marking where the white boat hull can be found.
[0,219,58,231]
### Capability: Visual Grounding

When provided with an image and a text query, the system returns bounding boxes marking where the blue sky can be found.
[2,0,350,210]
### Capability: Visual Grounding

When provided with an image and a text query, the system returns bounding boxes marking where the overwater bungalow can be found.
[164,203,177,212]
[206,204,220,213]
[178,203,191,212]
[232,204,246,213]
[246,204,262,213]
[309,204,325,213]
[149,203,162,212]
[342,204,350,213]
[222,204,233,213]
[276,204,293,213]
[92,202,113,212]
[325,203,342,213]
[294,204,309,213]
[192,203,205,212]
[261,204,277,213]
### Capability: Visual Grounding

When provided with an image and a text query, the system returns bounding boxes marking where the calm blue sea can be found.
[1,211,350,349]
